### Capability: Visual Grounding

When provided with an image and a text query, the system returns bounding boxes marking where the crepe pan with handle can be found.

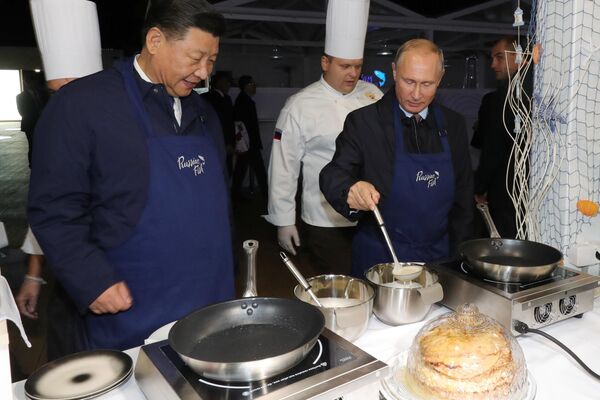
[459,203,563,283]
[168,239,325,382]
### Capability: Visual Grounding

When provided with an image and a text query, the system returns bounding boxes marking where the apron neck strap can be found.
[391,97,447,136]
[392,98,450,152]
[429,102,448,137]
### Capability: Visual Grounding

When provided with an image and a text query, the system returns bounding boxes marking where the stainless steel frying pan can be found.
[168,240,325,381]
[459,204,563,283]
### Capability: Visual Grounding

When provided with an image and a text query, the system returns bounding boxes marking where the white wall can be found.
[0,70,22,121]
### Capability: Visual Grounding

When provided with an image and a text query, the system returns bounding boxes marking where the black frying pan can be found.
[460,204,563,283]
[168,240,325,382]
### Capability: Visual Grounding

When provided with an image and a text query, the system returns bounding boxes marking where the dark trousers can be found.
[46,281,88,360]
[24,130,33,168]
[303,223,356,276]
[232,149,268,197]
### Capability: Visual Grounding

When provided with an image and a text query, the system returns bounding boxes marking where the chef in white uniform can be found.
[19,0,103,358]
[265,0,382,274]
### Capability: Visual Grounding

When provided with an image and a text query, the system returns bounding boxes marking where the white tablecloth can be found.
[13,298,600,399]
[346,298,600,400]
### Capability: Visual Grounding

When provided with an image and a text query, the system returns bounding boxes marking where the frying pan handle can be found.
[242,240,259,298]
[476,203,501,239]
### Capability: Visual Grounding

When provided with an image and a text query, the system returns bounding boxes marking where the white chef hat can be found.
[324,0,370,59]
[30,0,103,80]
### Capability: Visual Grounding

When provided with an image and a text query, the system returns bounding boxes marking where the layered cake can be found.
[404,304,527,400]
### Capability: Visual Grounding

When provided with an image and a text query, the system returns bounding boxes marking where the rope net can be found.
[511,0,600,255]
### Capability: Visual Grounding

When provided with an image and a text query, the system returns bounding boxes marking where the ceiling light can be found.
[271,47,282,59]
[376,43,393,56]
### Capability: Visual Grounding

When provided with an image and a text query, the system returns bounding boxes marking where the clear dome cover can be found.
[400,303,528,400]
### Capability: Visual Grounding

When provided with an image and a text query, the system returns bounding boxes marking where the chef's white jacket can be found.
[265,77,383,227]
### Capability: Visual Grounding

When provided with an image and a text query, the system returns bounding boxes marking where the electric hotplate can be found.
[427,261,600,335]
[445,260,579,294]
[135,328,388,400]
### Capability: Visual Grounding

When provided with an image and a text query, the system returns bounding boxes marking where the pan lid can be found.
[24,350,133,400]
[401,303,528,399]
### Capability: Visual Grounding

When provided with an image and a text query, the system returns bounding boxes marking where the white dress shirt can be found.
[133,55,181,125]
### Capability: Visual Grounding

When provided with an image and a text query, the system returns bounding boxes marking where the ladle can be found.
[280,252,323,307]
[372,205,422,281]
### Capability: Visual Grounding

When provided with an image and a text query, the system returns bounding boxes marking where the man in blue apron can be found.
[320,39,474,277]
[28,0,235,352]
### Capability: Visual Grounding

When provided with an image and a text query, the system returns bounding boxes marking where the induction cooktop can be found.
[135,328,388,400]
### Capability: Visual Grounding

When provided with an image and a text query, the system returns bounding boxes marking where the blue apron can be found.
[84,64,235,350]
[351,101,454,277]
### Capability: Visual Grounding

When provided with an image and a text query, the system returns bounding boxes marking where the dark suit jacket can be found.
[234,91,262,151]
[474,73,532,211]
[320,89,474,255]
[470,91,494,150]
[28,58,228,311]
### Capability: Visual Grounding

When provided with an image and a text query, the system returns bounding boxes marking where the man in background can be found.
[474,36,531,238]
[16,72,50,168]
[231,75,269,200]
[202,71,235,176]
[265,0,382,274]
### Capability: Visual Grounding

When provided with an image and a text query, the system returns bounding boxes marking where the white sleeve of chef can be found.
[21,226,44,255]
[265,104,305,226]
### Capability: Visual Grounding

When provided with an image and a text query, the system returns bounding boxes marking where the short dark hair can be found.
[494,36,518,49]
[238,75,254,89]
[143,0,226,41]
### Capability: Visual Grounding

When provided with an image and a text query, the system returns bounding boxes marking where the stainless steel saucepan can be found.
[365,263,443,325]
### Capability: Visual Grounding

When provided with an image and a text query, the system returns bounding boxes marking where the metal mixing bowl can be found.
[294,274,374,341]
[365,263,444,326]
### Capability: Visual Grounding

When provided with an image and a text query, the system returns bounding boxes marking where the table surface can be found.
[13,298,600,400]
